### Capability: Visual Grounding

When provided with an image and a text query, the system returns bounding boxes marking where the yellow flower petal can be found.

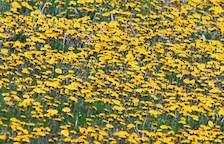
[55,68,62,74]
[61,130,69,137]
[62,107,71,113]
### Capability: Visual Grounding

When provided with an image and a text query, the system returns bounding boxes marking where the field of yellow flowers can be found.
[0,0,223,143]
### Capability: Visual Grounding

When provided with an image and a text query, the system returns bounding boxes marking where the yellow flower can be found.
[4,97,11,102]
[160,125,171,129]
[114,131,129,138]
[69,96,78,102]
[22,68,30,74]
[11,1,22,9]
[55,68,62,74]
[64,137,72,142]
[211,53,224,61]
[149,110,161,116]
[45,81,60,88]
[65,82,81,90]
[191,115,199,121]
[62,107,71,113]
[132,98,139,106]
[127,123,135,129]
[0,134,6,140]
[78,0,94,4]
[94,141,101,144]
[18,98,34,108]
[218,109,224,115]
[1,48,8,55]
[47,109,58,116]
[96,0,103,3]
[209,88,222,93]
[61,129,69,137]
[112,105,125,111]
[208,121,214,128]
[183,79,195,85]
[109,21,119,27]
[105,124,114,129]
[21,2,33,10]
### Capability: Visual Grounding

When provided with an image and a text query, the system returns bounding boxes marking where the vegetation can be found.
[0,0,223,143]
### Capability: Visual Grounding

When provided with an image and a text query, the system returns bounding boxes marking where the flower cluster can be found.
[0,0,223,143]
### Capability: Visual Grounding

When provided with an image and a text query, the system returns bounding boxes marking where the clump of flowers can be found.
[0,0,223,143]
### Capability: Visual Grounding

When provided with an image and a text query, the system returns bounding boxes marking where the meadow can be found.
[0,0,223,143]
